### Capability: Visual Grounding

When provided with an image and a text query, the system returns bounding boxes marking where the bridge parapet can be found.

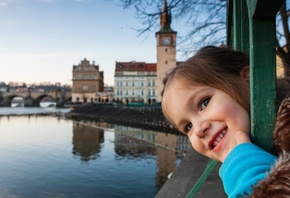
[0,91,71,106]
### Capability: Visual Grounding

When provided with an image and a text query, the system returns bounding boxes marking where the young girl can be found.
[161,46,289,197]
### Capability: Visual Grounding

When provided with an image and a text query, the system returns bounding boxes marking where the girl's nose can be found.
[193,120,210,138]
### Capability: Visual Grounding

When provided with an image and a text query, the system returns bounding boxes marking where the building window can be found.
[83,86,88,90]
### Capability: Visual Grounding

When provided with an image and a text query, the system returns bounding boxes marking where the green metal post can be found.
[246,0,284,152]
[232,0,249,53]
[226,0,233,47]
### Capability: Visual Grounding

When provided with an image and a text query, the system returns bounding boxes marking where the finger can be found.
[235,131,251,144]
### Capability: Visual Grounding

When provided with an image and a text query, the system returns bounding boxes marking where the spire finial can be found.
[160,0,172,30]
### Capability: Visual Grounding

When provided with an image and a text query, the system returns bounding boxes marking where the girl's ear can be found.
[240,66,250,83]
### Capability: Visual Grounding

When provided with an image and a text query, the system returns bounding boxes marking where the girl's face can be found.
[162,79,250,162]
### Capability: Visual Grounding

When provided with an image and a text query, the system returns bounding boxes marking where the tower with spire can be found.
[156,0,177,102]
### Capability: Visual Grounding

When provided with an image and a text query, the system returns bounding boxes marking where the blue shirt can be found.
[219,143,277,197]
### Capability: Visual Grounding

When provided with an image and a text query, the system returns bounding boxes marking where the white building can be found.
[114,61,157,104]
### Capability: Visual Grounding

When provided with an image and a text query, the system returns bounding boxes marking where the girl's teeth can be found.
[212,131,226,148]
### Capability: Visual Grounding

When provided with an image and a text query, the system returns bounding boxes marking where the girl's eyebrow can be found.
[185,86,209,108]
[175,120,187,132]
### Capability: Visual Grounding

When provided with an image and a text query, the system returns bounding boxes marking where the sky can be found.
[0,0,161,86]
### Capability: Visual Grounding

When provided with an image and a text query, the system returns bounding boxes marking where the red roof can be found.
[115,61,156,72]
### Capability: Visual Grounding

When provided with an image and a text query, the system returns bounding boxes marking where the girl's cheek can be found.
[189,136,203,153]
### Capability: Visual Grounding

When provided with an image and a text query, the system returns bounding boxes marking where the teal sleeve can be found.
[219,143,277,197]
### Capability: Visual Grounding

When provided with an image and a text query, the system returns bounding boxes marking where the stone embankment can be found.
[65,103,179,134]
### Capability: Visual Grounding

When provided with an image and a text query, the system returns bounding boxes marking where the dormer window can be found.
[119,64,123,68]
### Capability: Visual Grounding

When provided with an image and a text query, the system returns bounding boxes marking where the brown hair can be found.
[161,46,250,113]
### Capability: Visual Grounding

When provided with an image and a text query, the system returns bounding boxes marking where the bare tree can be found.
[110,0,290,76]
[276,1,290,77]
[111,0,226,55]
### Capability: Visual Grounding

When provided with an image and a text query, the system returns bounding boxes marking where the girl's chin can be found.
[211,145,231,162]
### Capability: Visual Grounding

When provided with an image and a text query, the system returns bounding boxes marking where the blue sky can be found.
[0,0,161,86]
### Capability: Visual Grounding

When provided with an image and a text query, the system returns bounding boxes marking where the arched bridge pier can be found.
[0,91,72,107]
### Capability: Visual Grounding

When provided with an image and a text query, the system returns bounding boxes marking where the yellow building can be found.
[72,58,104,103]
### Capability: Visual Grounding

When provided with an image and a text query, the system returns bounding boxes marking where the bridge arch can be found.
[1,91,72,107]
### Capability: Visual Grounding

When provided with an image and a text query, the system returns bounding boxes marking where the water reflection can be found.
[0,115,191,197]
[115,132,157,157]
[72,121,192,192]
[113,125,190,191]
[72,121,104,161]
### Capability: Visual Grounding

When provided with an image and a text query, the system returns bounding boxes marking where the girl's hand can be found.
[229,131,251,153]
[235,131,251,144]
[221,131,251,162]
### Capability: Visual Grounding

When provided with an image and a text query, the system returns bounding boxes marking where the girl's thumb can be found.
[235,131,251,145]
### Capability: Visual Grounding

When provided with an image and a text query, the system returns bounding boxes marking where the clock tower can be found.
[156,0,177,102]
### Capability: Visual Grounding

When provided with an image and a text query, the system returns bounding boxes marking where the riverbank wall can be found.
[65,103,179,134]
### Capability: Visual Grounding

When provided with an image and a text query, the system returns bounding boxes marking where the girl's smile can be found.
[162,79,250,162]
[210,128,226,151]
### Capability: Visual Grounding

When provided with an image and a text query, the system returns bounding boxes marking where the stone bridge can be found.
[0,91,72,107]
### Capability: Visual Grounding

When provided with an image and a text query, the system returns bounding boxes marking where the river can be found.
[0,107,190,198]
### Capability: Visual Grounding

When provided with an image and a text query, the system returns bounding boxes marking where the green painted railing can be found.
[229,0,284,152]
[187,0,284,197]
[185,159,218,198]
[245,0,283,152]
